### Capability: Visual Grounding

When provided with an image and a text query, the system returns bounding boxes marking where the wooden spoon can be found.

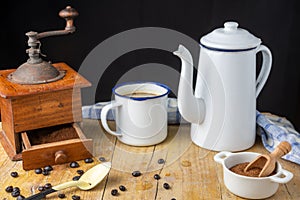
[24,162,111,200]
[244,141,291,177]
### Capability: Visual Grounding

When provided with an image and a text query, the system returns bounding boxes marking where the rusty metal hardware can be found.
[7,6,79,84]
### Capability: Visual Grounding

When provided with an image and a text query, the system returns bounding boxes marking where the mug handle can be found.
[256,45,272,98]
[214,151,232,164]
[100,101,123,137]
[269,169,293,184]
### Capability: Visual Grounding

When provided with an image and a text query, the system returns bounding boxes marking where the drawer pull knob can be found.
[55,150,67,164]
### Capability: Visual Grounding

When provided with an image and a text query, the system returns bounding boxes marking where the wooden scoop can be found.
[244,141,291,177]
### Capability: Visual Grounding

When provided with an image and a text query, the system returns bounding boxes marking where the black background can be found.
[1,0,300,129]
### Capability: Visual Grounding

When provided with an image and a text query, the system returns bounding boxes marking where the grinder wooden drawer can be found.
[21,123,93,170]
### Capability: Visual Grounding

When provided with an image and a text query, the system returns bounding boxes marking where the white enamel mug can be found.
[214,151,293,199]
[100,82,170,146]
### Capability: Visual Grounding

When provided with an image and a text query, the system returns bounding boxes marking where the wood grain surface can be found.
[0,119,299,200]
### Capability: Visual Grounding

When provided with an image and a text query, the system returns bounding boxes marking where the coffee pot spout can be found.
[173,45,205,124]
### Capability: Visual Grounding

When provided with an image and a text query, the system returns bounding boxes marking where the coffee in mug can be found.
[124,92,159,98]
[100,82,170,146]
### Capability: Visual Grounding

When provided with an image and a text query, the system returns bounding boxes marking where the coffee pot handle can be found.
[100,102,123,137]
[255,45,272,98]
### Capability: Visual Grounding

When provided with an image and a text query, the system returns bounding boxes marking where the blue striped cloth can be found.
[256,111,300,165]
[82,98,187,124]
[82,99,300,165]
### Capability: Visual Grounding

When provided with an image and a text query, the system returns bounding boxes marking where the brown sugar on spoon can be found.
[244,141,292,177]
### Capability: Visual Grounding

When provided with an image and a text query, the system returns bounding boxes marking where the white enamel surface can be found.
[173,45,206,124]
[175,22,272,151]
[200,21,261,50]
[191,47,256,151]
[255,45,273,97]
[100,82,168,146]
[214,152,293,199]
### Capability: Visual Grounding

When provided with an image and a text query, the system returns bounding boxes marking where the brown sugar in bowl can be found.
[214,151,293,199]
[229,162,276,177]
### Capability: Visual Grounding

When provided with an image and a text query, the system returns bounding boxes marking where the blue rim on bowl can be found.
[112,81,170,101]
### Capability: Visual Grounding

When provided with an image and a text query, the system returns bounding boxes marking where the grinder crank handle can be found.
[36,6,79,40]
[59,6,79,32]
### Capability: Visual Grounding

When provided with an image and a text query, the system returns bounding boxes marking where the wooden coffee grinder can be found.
[0,6,93,170]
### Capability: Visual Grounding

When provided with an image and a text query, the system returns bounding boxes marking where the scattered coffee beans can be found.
[99,157,106,162]
[58,193,66,198]
[76,169,84,175]
[44,165,53,172]
[42,169,49,176]
[154,174,161,180]
[38,186,45,192]
[158,158,165,164]
[5,185,13,193]
[84,158,94,163]
[163,183,170,190]
[44,183,52,189]
[10,171,18,178]
[17,195,25,200]
[111,189,118,196]
[72,194,81,200]
[34,168,42,174]
[70,161,80,168]
[12,187,20,193]
[11,190,20,197]
[119,185,126,191]
[73,176,81,181]
[132,170,142,177]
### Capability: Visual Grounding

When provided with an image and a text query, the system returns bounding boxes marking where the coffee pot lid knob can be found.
[224,22,239,31]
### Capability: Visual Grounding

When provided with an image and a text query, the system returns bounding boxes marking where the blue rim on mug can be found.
[112,81,170,101]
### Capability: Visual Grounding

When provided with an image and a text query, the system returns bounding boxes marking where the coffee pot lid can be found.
[200,21,261,50]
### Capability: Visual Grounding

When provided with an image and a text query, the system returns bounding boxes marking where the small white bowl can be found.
[214,151,293,199]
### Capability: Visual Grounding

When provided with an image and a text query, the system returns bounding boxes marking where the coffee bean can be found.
[58,193,66,198]
[111,189,118,196]
[44,165,53,171]
[72,176,81,181]
[17,195,25,200]
[10,171,18,178]
[84,158,94,163]
[5,185,13,193]
[38,186,45,191]
[34,168,42,174]
[158,158,165,164]
[12,187,20,193]
[99,157,106,162]
[171,198,176,200]
[72,195,81,200]
[132,171,142,177]
[119,185,126,191]
[42,169,49,176]
[154,174,161,180]
[11,190,20,197]
[76,170,84,175]
[44,183,52,189]
[70,161,80,168]
[163,182,170,190]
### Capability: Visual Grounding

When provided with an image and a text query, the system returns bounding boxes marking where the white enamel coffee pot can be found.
[174,22,272,151]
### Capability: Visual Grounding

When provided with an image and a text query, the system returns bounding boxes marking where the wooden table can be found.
[0,119,299,199]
